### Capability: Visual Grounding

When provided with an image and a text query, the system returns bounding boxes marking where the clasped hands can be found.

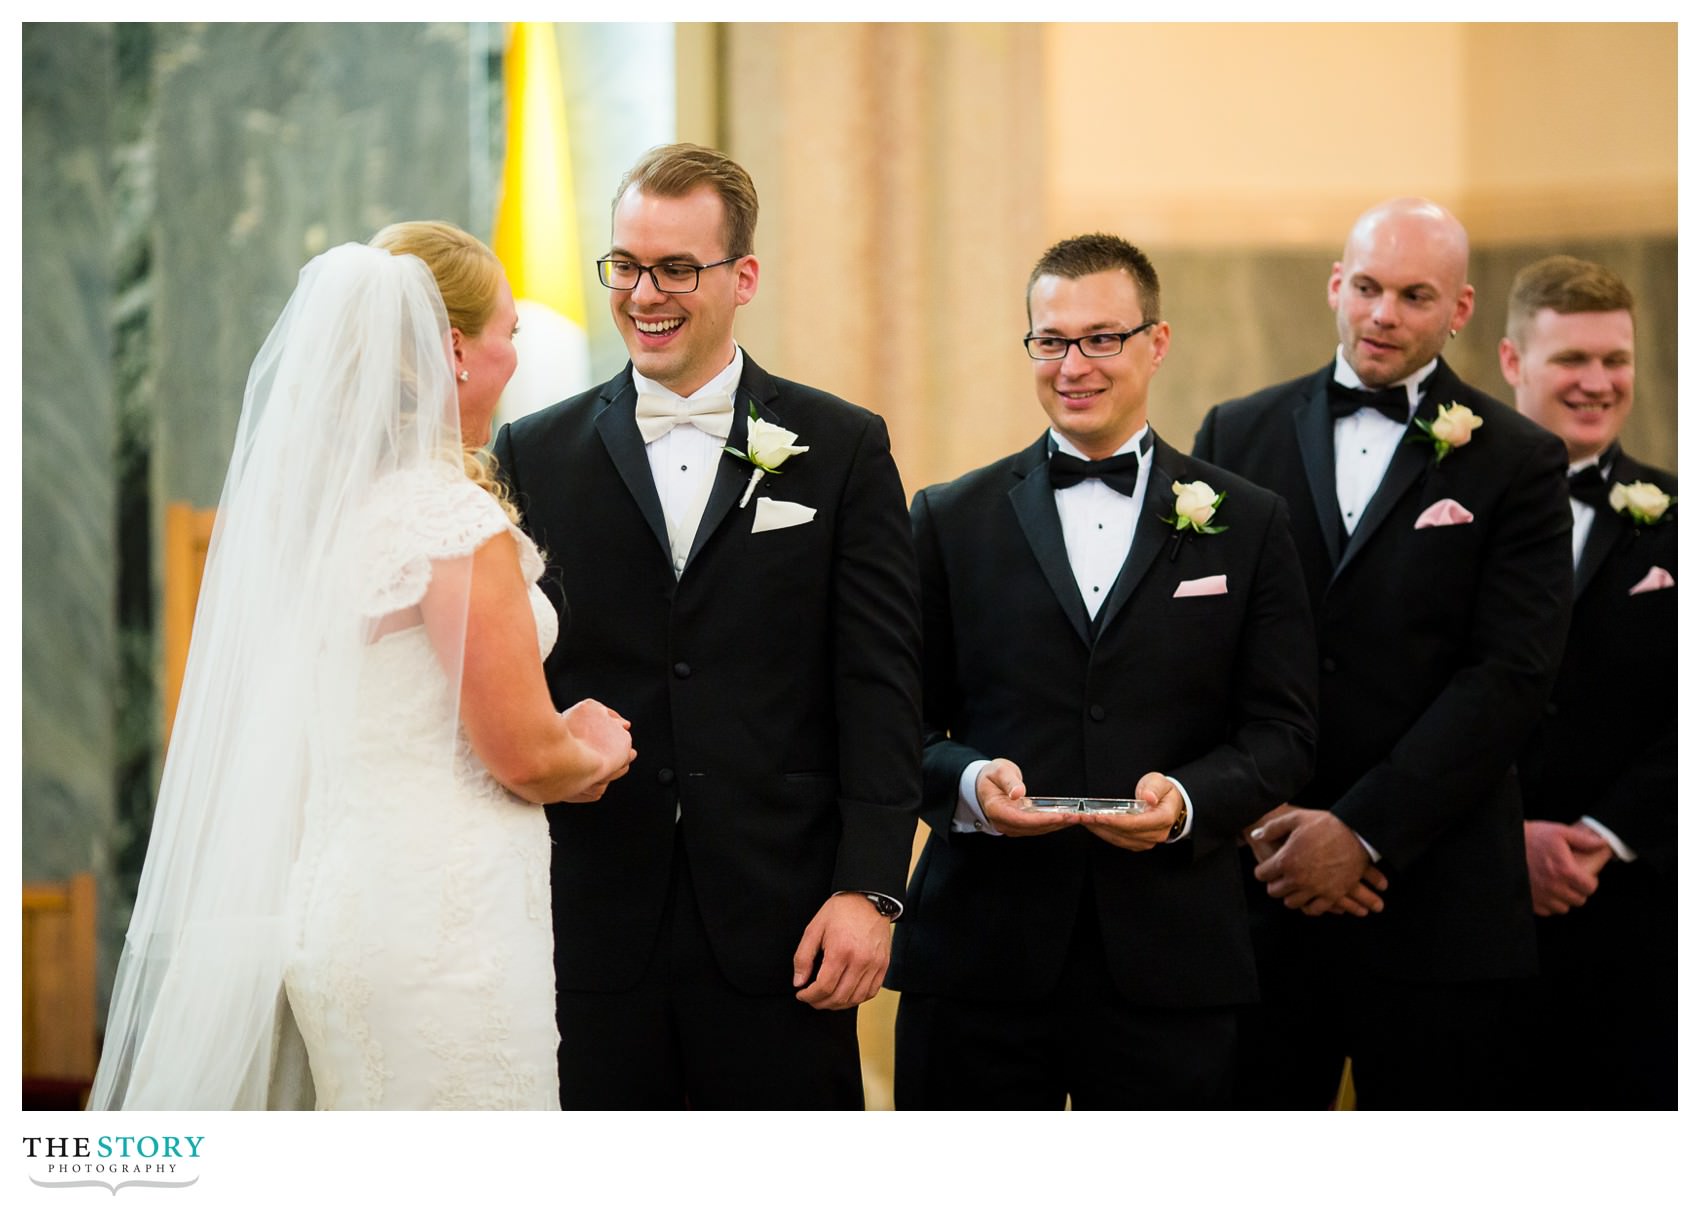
[1244,804,1388,918]
[975,758,1182,853]
[1524,819,1612,916]
[559,698,636,802]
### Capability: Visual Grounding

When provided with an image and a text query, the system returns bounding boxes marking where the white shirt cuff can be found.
[951,759,1002,834]
[1579,815,1637,863]
[1166,776,1195,842]
[1354,831,1381,864]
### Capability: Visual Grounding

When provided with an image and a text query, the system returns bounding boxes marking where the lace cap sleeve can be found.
[358,465,509,617]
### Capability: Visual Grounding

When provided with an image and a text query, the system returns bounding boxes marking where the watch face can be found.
[866,893,899,917]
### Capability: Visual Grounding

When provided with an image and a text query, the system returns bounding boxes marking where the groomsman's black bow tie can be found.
[1049,450,1141,494]
[1048,431,1153,496]
[1568,463,1613,511]
[1326,378,1412,425]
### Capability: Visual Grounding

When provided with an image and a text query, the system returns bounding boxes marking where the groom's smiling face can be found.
[606,184,758,398]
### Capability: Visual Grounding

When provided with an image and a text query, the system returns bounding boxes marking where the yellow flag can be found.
[492,22,591,424]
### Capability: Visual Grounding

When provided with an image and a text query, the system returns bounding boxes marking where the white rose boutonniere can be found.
[1163,480,1227,560]
[1167,480,1227,534]
[1608,480,1675,527]
[724,402,809,507]
[1409,401,1483,463]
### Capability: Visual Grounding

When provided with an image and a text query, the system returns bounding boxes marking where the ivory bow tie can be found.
[635,391,735,442]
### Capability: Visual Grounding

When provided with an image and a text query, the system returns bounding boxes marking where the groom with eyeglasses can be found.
[493,143,921,1109]
[886,233,1317,1108]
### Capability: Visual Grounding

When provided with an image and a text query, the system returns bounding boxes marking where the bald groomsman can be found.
[1194,198,1573,1109]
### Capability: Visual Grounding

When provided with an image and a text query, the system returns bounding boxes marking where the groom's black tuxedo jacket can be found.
[886,432,1317,1008]
[492,355,922,996]
[1193,358,1573,983]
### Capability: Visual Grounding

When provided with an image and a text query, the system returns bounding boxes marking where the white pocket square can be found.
[751,497,817,533]
[1414,498,1475,529]
[1629,565,1674,595]
[1173,574,1228,598]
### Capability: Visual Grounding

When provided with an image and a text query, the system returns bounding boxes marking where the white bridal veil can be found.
[89,243,470,1109]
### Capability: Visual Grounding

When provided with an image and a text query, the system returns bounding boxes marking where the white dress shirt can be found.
[1565,452,1605,571]
[1562,453,1637,862]
[951,427,1194,840]
[1329,349,1437,866]
[1331,348,1435,536]
[634,347,744,577]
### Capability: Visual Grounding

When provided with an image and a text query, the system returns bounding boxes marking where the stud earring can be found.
[458,370,470,382]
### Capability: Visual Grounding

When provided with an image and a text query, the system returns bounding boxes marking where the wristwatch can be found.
[863,892,902,919]
[1165,795,1189,842]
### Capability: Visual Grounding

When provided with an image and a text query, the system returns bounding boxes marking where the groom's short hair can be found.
[1026,233,1162,324]
[614,143,760,259]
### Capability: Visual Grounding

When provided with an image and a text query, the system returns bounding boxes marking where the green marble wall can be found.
[22,23,118,896]
[22,21,487,1013]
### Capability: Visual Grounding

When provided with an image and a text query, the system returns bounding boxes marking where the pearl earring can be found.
[458,370,470,382]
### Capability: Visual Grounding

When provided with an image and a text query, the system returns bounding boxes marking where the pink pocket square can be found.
[1173,575,1228,598]
[1414,498,1475,529]
[1629,565,1674,595]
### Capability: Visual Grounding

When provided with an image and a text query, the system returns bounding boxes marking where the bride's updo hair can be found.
[369,220,517,521]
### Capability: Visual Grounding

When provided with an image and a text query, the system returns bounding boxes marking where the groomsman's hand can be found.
[1245,806,1386,916]
[978,759,1082,836]
[1250,807,1373,915]
[1524,819,1612,916]
[1080,773,1182,853]
[792,894,890,1010]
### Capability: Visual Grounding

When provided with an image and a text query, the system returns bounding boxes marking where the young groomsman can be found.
[1496,255,1675,1108]
[889,233,1317,1108]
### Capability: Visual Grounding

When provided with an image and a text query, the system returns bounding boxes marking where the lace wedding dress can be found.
[283,466,561,1109]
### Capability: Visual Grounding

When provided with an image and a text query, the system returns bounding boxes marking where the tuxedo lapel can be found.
[683,375,759,570]
[1332,375,1444,582]
[1576,448,1645,598]
[1292,373,1343,568]
[1575,504,1627,598]
[594,375,672,564]
[1007,436,1092,647]
[1094,435,1178,638]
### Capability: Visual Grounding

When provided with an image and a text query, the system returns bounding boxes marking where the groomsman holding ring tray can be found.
[887,233,1318,1109]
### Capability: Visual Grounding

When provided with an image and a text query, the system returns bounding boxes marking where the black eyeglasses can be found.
[1024,321,1158,361]
[596,255,741,294]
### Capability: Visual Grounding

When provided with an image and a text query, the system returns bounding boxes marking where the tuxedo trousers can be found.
[556,825,863,1110]
[1233,851,1517,1110]
[893,883,1237,1109]
[1492,864,1676,1109]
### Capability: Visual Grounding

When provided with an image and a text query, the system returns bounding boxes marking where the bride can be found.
[88,224,632,1110]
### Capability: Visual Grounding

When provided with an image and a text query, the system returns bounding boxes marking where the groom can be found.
[491,144,922,1109]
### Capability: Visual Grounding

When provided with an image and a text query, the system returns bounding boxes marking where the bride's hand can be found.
[559,699,635,801]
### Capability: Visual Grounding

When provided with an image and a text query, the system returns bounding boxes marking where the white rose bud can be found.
[1429,402,1483,448]
[745,418,809,470]
[1172,480,1218,529]
[1611,480,1670,522]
